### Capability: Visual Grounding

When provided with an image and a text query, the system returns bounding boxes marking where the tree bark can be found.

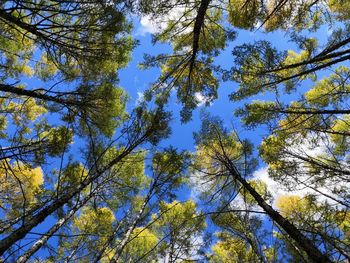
[16,194,92,263]
[0,129,151,256]
[220,156,332,263]
[188,0,210,75]
[109,182,154,263]
[0,83,81,107]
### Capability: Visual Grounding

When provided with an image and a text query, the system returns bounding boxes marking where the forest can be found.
[0,0,349,262]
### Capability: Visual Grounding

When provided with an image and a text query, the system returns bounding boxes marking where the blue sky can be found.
[117,18,342,211]
[2,11,341,261]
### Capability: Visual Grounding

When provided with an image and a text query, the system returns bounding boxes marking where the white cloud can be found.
[189,171,209,202]
[136,6,191,36]
[194,92,213,107]
[135,91,144,105]
[326,27,333,36]
[250,133,350,210]
[253,165,349,208]
[137,15,159,36]
[194,92,207,107]
[252,167,312,206]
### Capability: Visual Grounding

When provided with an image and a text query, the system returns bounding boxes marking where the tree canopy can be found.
[0,0,350,262]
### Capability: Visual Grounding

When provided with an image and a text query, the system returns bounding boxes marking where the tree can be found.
[151,200,206,262]
[0,1,145,260]
[139,0,350,120]
[0,106,171,260]
[1,0,350,261]
[275,194,350,261]
[193,117,331,262]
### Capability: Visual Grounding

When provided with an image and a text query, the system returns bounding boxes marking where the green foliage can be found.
[0,160,44,219]
[235,101,279,127]
[227,0,261,30]
[305,66,350,107]
[328,0,350,20]
[152,200,205,260]
[330,115,350,154]
[210,233,257,263]
[1,0,350,261]
[121,227,158,262]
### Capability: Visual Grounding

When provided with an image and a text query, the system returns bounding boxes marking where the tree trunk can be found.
[109,183,154,263]
[222,158,331,263]
[0,131,150,256]
[16,194,92,262]
[0,83,81,107]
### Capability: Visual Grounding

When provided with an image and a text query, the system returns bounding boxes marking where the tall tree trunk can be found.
[109,183,154,263]
[220,155,331,263]
[0,130,151,256]
[0,83,82,107]
[16,193,93,263]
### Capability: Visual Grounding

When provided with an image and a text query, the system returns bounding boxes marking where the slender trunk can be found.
[93,220,124,263]
[188,0,210,75]
[0,131,150,256]
[0,83,81,106]
[64,239,83,263]
[16,194,92,263]
[223,158,331,263]
[110,184,154,263]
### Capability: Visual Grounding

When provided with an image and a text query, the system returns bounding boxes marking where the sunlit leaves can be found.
[152,200,205,260]
[121,227,158,262]
[73,207,115,234]
[159,55,218,121]
[0,161,44,219]
[328,0,350,20]
[227,0,261,30]
[70,206,116,254]
[305,66,350,107]
[330,115,350,154]
[210,233,256,263]
[264,0,324,31]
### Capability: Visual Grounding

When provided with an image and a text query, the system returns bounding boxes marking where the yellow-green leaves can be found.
[73,207,115,234]
[275,195,311,218]
[277,49,312,82]
[329,115,350,154]
[152,148,189,188]
[0,161,44,218]
[259,135,286,169]
[152,200,205,260]
[328,0,350,20]
[74,83,128,137]
[71,206,116,253]
[305,66,350,107]
[157,6,227,55]
[0,18,35,80]
[158,55,218,121]
[8,97,47,125]
[142,2,231,121]
[228,0,261,30]
[241,179,271,205]
[195,133,242,174]
[121,227,158,261]
[236,101,279,127]
[264,0,321,31]
[59,162,88,190]
[210,233,255,263]
[154,200,204,230]
[35,53,58,81]
[46,127,73,157]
